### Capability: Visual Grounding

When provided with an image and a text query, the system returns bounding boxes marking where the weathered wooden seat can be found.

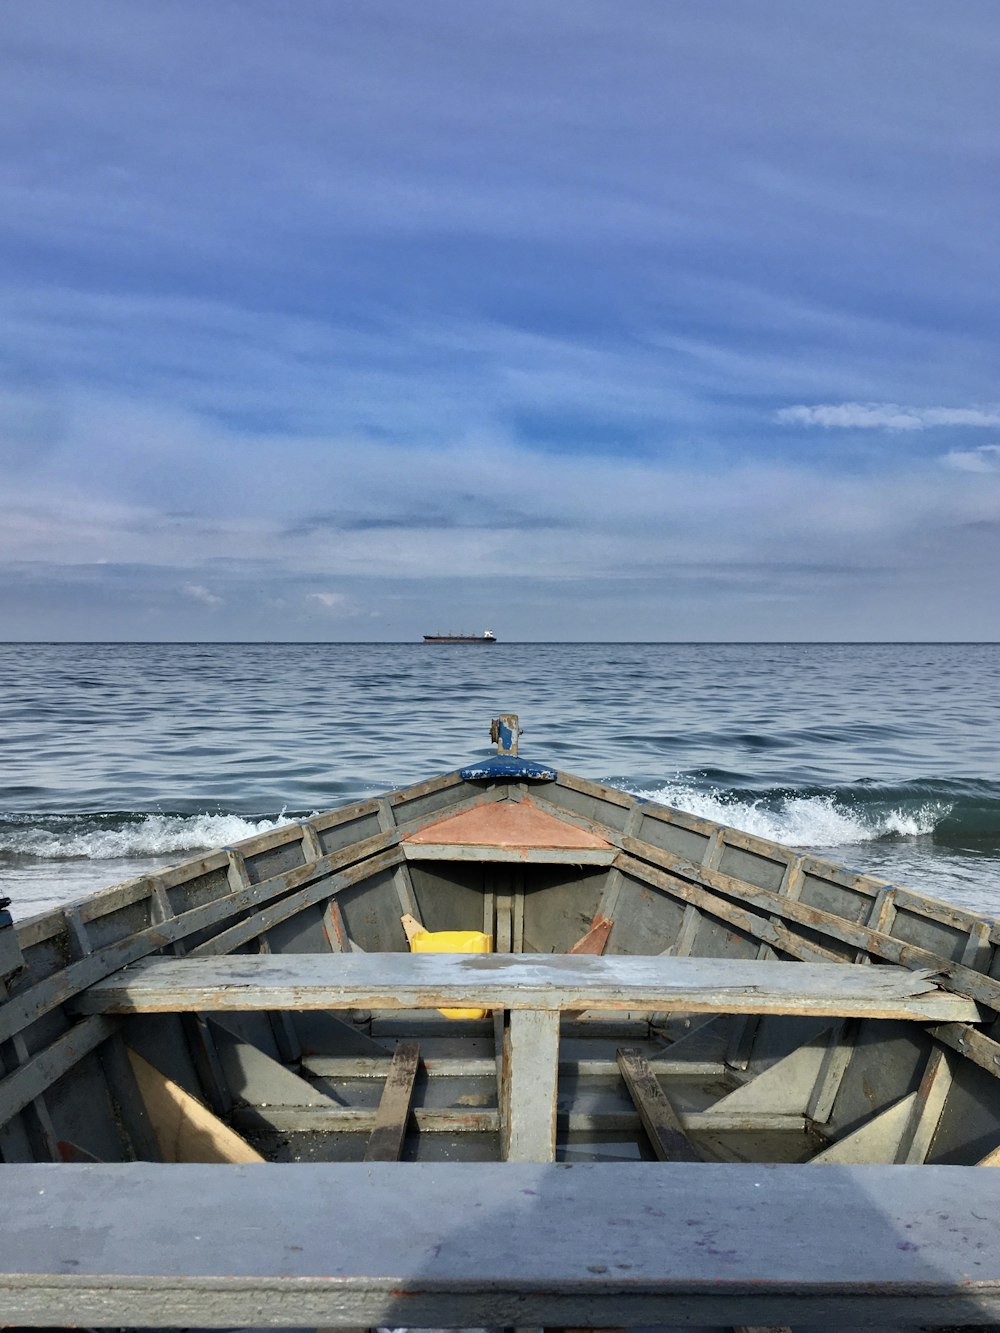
[76,952,979,1021]
[3,1161,1000,1327]
[75,954,980,1164]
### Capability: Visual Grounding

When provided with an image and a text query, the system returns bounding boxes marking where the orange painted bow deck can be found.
[402,797,616,863]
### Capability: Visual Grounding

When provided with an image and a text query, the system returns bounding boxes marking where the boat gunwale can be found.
[11,768,474,945]
[1,746,999,1204]
[550,770,1000,942]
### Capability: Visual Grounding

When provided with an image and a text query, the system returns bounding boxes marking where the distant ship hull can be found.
[423,631,497,643]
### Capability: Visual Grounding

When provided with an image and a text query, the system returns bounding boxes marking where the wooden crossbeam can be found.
[5,1162,1000,1327]
[500,1010,559,1162]
[616,1047,701,1162]
[364,1042,420,1162]
[229,1104,807,1137]
[75,954,981,1022]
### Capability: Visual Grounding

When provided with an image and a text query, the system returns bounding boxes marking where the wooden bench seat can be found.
[74,954,979,1164]
[75,952,980,1022]
[3,1161,1000,1327]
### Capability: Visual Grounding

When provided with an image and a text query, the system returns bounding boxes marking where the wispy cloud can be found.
[943,445,1000,474]
[182,583,224,609]
[776,403,1000,431]
[306,592,356,615]
[2,5,1000,638]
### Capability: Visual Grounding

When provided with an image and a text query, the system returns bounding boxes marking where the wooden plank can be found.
[567,915,613,955]
[229,1104,804,1137]
[76,953,982,1022]
[617,842,1000,1013]
[402,842,615,865]
[302,1052,730,1081]
[235,1103,499,1134]
[713,1032,832,1116]
[148,874,232,1117]
[5,1162,1000,1327]
[616,853,846,967]
[404,799,614,853]
[126,1049,264,1164]
[809,1093,917,1165]
[298,821,324,861]
[594,804,653,924]
[496,891,513,953]
[501,1010,559,1162]
[257,933,301,1063]
[363,1041,420,1162]
[0,1014,118,1129]
[0,838,403,1047]
[322,898,352,953]
[378,799,421,919]
[190,846,403,958]
[896,1046,954,1164]
[400,913,423,944]
[616,1047,701,1161]
[806,1018,859,1125]
[930,1020,1000,1081]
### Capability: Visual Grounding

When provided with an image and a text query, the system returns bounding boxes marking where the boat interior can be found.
[3,717,1000,1328]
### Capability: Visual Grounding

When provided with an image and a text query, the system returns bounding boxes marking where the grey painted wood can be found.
[930,1019,1000,1079]
[501,1010,559,1162]
[0,1014,118,1128]
[616,839,1000,1013]
[713,1032,832,1115]
[615,852,853,966]
[301,1053,728,1080]
[4,1162,1000,1326]
[402,842,616,865]
[75,953,981,1021]
[208,1017,347,1108]
[232,1103,499,1134]
[256,934,302,1063]
[0,838,404,1047]
[189,846,402,958]
[229,1103,805,1137]
[896,1046,954,1164]
[810,1092,917,1164]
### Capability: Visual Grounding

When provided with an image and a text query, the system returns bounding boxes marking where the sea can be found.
[1,642,998,923]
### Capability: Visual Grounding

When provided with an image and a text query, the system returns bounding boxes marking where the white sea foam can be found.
[634,783,950,848]
[0,813,289,861]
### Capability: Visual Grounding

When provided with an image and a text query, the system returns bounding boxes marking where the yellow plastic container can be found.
[409,929,492,1020]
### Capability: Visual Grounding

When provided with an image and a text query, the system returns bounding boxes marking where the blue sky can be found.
[2,1,999,640]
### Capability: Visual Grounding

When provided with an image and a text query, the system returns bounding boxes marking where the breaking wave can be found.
[0,812,294,861]
[631,782,952,848]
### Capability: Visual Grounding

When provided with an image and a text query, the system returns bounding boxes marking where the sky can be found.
[1,1,999,641]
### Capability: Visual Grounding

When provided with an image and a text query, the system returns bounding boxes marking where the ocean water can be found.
[1,642,998,922]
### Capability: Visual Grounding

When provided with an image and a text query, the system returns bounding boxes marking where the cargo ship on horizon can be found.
[423,629,497,643]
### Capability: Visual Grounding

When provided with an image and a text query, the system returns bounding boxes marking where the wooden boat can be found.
[2,712,1000,1330]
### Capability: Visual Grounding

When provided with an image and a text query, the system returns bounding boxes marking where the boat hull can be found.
[2,718,998,1327]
